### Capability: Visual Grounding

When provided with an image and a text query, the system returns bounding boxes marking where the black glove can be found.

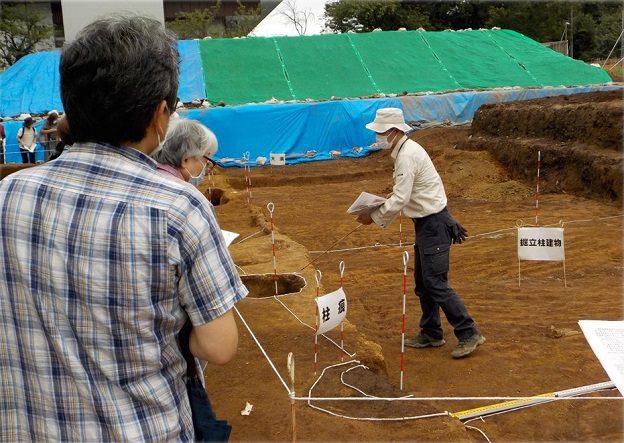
[450,222,468,244]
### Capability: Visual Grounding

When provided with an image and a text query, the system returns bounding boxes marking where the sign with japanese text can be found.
[518,227,565,261]
[315,288,348,335]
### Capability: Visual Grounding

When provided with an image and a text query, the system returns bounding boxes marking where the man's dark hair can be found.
[60,14,180,146]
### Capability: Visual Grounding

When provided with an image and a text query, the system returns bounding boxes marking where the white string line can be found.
[307,403,450,422]
[234,264,248,275]
[308,214,623,254]
[273,294,355,355]
[230,213,622,415]
[339,364,377,398]
[340,364,415,399]
[234,298,359,403]
[270,295,358,358]
[306,360,451,421]
[241,293,357,358]
[465,424,492,443]
[236,229,265,244]
[292,395,622,402]
[233,305,291,395]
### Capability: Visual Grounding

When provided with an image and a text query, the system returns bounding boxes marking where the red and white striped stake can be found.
[400,251,409,390]
[339,261,346,362]
[243,151,253,204]
[314,269,322,375]
[535,150,540,225]
[266,202,278,296]
[207,167,214,203]
[399,211,404,247]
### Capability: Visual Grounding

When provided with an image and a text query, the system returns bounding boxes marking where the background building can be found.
[3,0,280,47]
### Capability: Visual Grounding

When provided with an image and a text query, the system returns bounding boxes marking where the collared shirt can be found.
[157,162,185,182]
[0,142,248,442]
[371,135,447,228]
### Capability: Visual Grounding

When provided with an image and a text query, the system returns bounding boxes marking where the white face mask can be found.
[375,133,394,150]
[184,161,208,188]
[156,133,165,151]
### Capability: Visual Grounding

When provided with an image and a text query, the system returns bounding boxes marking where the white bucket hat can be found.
[365,107,412,133]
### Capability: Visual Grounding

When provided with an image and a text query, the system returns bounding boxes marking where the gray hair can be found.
[152,119,218,167]
[60,13,179,146]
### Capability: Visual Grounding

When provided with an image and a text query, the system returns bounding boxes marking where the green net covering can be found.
[199,38,293,103]
[485,29,610,87]
[422,30,540,88]
[198,29,612,106]
[276,34,378,100]
[349,31,461,93]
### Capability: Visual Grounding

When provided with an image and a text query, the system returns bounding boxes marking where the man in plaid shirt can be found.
[0,14,248,442]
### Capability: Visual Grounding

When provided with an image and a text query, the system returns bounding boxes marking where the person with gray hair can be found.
[152,118,218,187]
[0,13,248,442]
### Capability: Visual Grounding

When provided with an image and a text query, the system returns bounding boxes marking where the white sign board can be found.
[315,288,347,335]
[270,153,286,166]
[518,227,565,261]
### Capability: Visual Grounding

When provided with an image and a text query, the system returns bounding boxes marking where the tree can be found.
[324,0,429,33]
[166,0,262,39]
[222,0,263,38]
[166,3,222,40]
[486,1,569,42]
[0,3,54,69]
[278,0,316,35]
[594,8,624,60]
[572,11,597,60]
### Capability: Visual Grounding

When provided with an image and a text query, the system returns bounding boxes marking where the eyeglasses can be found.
[203,156,217,172]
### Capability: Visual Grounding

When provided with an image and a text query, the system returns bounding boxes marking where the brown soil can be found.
[203,90,623,442]
[2,91,621,442]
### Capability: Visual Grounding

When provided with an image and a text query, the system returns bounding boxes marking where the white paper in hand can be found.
[347,192,387,216]
[221,230,239,247]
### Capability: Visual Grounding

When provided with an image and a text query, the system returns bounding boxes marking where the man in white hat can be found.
[357,107,485,359]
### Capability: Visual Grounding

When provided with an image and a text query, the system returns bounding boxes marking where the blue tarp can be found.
[181,85,624,167]
[0,51,64,118]
[2,85,621,166]
[0,41,206,117]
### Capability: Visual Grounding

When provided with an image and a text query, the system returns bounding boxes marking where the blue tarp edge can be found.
[2,85,621,165]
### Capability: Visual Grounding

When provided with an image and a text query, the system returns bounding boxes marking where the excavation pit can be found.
[240,273,306,298]
[204,188,225,206]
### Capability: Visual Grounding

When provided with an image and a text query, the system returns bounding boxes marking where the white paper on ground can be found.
[578,320,624,396]
[346,192,387,216]
[240,402,253,416]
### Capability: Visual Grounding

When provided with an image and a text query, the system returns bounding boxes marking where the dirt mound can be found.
[463,90,623,203]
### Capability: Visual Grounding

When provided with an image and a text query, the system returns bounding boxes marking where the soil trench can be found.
[203,90,623,442]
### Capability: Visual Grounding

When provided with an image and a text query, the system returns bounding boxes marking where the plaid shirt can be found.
[0,143,248,442]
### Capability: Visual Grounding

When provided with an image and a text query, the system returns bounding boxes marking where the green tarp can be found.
[198,29,611,106]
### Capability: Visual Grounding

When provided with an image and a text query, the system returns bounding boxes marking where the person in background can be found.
[151,118,218,186]
[0,13,248,442]
[356,107,485,359]
[16,116,37,164]
[49,115,71,160]
[0,118,5,164]
[39,110,59,161]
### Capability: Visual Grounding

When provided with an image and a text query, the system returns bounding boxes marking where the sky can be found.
[251,0,332,37]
